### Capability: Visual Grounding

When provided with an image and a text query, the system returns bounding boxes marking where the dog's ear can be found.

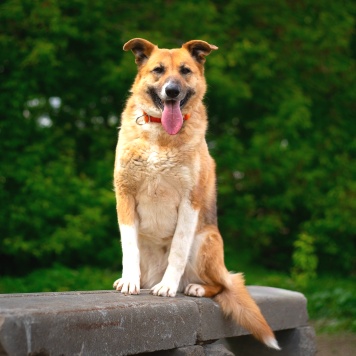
[182,40,218,64]
[123,38,157,66]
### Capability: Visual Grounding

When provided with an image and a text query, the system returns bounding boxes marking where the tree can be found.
[0,0,355,276]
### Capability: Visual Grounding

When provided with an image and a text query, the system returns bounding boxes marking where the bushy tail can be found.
[214,273,280,350]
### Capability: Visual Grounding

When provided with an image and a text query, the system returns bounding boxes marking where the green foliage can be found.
[291,233,318,288]
[0,0,355,278]
[310,287,356,333]
[208,0,356,274]
[0,264,118,293]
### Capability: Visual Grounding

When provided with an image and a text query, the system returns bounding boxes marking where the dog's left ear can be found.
[123,38,157,66]
[182,40,218,64]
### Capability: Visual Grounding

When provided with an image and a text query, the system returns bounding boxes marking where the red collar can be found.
[143,112,190,123]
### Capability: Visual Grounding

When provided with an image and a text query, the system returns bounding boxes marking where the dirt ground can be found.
[316,334,356,356]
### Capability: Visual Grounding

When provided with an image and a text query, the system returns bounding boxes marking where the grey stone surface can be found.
[0,287,311,356]
[146,345,205,355]
[196,286,308,342]
[226,326,317,356]
[0,290,199,356]
[203,343,235,356]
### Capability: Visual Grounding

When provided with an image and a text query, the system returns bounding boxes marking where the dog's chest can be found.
[121,144,189,190]
[120,144,192,238]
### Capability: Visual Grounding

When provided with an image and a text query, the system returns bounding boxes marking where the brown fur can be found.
[113,38,280,350]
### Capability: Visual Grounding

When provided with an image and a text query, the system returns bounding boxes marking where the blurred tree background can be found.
[0,0,355,313]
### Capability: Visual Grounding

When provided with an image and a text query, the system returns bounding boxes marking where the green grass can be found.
[1,260,355,334]
[0,264,118,294]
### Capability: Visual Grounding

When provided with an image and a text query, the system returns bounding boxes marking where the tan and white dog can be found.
[113,38,280,350]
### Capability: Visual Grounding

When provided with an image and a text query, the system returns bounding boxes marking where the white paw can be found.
[113,277,140,295]
[151,280,178,297]
[184,284,205,297]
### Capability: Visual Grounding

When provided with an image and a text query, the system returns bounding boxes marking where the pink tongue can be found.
[161,101,183,135]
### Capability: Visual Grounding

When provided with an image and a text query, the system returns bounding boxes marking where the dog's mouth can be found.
[149,88,164,111]
[148,88,193,135]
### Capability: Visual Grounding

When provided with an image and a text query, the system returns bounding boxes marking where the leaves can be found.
[291,233,318,288]
[0,0,355,276]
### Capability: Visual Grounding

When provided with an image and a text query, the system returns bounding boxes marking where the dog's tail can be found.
[214,273,280,350]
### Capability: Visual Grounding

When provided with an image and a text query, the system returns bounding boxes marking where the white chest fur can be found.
[136,174,181,240]
[118,143,192,241]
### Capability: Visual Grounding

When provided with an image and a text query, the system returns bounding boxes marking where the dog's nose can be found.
[165,83,180,99]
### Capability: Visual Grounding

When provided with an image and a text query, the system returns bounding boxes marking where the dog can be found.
[113,38,280,350]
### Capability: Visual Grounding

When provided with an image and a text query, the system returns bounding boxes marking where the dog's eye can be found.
[180,67,192,75]
[152,66,164,74]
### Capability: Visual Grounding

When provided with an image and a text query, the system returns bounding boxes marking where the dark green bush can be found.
[0,0,355,276]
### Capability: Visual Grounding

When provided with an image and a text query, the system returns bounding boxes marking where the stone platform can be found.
[0,287,316,355]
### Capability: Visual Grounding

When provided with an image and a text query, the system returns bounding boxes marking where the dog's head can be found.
[124,38,218,135]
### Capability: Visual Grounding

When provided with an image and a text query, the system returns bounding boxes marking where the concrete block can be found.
[248,287,309,331]
[226,326,317,356]
[0,287,312,356]
[146,345,205,356]
[142,343,234,356]
[203,343,235,356]
[0,290,199,356]
[196,286,308,342]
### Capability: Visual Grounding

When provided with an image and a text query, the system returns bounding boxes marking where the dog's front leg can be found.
[151,199,199,297]
[113,193,140,294]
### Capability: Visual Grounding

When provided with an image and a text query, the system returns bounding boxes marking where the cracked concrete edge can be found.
[0,287,310,355]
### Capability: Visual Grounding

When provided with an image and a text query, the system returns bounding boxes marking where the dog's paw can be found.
[113,277,140,295]
[184,284,205,297]
[150,281,178,297]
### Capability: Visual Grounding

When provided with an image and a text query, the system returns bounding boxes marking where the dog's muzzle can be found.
[165,83,181,99]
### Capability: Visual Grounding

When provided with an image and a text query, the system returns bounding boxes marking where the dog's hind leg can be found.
[192,225,280,350]
[184,283,223,297]
[181,225,229,298]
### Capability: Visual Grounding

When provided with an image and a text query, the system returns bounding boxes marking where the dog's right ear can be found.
[182,40,218,65]
[123,38,157,66]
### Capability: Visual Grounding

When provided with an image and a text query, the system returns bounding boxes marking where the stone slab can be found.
[0,287,309,356]
[196,286,308,341]
[148,344,235,356]
[145,345,205,356]
[0,290,199,356]
[226,326,317,356]
[203,343,235,356]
